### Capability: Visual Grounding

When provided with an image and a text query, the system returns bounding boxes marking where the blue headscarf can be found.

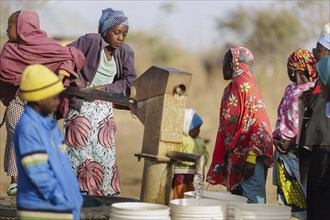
[190,113,203,131]
[317,56,330,88]
[183,108,203,135]
[98,8,129,34]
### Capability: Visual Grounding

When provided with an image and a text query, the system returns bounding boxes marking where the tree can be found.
[215,0,329,62]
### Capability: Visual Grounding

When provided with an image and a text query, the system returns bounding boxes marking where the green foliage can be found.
[248,9,301,57]
[217,6,302,62]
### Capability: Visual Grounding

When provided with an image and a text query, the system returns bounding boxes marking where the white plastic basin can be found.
[170,198,227,220]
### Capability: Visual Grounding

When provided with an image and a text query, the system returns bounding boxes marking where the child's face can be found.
[37,95,61,116]
[314,43,330,62]
[189,125,201,139]
[7,14,18,42]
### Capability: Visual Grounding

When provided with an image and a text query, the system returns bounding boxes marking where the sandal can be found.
[7,183,17,196]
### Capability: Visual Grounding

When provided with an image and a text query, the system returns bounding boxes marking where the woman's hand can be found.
[58,74,65,81]
[243,162,255,179]
[91,85,106,91]
[74,79,86,89]
[296,72,310,85]
[274,138,296,154]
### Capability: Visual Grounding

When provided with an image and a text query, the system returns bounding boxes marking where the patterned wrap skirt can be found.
[3,96,24,176]
[64,100,120,196]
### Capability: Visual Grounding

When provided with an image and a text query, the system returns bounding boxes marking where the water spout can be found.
[166,151,206,177]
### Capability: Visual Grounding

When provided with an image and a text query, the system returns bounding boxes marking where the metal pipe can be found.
[64,86,130,106]
[166,151,206,176]
[140,159,172,205]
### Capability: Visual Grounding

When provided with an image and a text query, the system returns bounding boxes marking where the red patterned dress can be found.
[206,47,274,191]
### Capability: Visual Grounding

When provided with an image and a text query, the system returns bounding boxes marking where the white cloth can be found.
[183,108,195,136]
[318,23,330,50]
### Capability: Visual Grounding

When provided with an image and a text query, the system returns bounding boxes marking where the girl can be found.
[273,49,317,220]
[0,10,85,195]
[64,8,137,196]
[206,47,274,203]
[173,108,209,199]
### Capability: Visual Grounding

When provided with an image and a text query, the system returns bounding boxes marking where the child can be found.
[173,108,209,199]
[273,49,317,220]
[14,64,82,220]
[0,10,85,195]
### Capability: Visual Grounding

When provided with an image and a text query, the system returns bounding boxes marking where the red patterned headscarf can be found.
[206,47,273,191]
[287,49,317,79]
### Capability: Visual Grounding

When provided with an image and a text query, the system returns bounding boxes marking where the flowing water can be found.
[193,174,203,202]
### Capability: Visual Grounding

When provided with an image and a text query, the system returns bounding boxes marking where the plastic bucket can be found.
[184,190,247,219]
[235,204,292,220]
[170,198,227,220]
[110,202,170,220]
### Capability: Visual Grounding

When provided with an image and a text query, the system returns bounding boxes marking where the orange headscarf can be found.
[287,49,317,79]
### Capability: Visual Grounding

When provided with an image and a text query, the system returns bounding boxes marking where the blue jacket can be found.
[14,105,83,219]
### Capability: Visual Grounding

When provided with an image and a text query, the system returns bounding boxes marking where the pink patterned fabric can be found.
[0,10,85,106]
[273,82,315,140]
[64,100,120,196]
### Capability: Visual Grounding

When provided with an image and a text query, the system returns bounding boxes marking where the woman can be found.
[273,49,317,220]
[65,8,137,196]
[0,10,85,195]
[206,47,273,203]
[299,23,330,220]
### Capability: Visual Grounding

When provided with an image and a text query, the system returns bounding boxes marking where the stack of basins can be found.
[184,191,247,220]
[110,202,170,220]
[234,204,292,220]
[170,198,228,220]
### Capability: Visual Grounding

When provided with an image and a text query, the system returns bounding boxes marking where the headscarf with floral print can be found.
[231,47,254,79]
[287,49,317,79]
[206,47,274,191]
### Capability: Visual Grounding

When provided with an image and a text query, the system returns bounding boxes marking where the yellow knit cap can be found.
[20,64,64,102]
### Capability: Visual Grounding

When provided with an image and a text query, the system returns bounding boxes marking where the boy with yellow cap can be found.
[14,64,82,220]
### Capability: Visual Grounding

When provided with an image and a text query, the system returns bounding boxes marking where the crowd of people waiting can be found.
[0,7,329,220]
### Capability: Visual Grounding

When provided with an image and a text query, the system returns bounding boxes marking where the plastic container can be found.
[184,190,247,219]
[110,202,170,220]
[170,198,227,220]
[234,204,292,220]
